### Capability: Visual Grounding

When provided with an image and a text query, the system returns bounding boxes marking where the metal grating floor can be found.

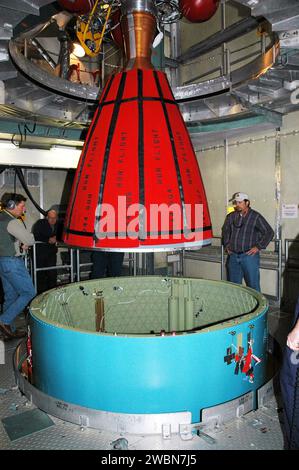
[0,308,291,450]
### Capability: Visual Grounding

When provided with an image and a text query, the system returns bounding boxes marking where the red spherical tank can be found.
[179,0,220,23]
[58,0,97,14]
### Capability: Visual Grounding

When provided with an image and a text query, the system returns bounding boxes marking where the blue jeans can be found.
[91,252,124,278]
[0,257,36,325]
[227,252,260,291]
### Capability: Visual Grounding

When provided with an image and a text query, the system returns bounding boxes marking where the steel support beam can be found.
[178,17,264,64]
[231,91,283,127]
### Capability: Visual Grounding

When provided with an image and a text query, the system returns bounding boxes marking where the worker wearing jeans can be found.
[91,251,124,278]
[0,193,35,339]
[222,192,274,292]
[227,251,260,291]
[0,257,35,325]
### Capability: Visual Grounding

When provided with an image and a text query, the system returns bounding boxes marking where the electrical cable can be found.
[23,121,37,140]
[15,167,47,216]
[14,168,17,194]
[11,121,37,147]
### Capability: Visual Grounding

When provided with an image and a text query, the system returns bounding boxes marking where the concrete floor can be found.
[0,306,293,450]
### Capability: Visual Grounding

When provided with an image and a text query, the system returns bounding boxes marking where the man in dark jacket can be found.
[32,209,62,293]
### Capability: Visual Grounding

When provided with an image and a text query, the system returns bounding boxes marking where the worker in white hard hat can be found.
[222,192,274,292]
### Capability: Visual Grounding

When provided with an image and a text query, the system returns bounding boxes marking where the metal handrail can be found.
[75,251,136,281]
[285,238,299,265]
[31,244,138,289]
[184,237,282,303]
[31,242,75,288]
[30,237,285,304]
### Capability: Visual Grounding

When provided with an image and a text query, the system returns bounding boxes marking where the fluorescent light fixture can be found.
[0,141,17,149]
[72,43,85,58]
[0,144,81,169]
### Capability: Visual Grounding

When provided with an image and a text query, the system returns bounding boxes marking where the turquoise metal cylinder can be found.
[30,276,268,421]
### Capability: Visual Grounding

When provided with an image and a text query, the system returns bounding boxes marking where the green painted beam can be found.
[0,113,279,145]
[151,38,165,71]
[0,119,85,141]
[186,115,277,134]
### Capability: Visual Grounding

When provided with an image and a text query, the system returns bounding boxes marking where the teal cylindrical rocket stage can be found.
[30,276,268,421]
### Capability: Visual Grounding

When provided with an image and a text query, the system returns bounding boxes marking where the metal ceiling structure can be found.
[0,0,299,147]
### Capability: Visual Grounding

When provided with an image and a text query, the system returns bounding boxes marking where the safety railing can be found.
[260,239,282,305]
[75,250,136,281]
[31,242,76,288]
[183,237,282,305]
[30,243,138,289]
[181,32,271,86]
[285,239,299,266]
[30,238,284,305]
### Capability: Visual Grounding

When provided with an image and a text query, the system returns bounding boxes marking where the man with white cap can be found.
[222,192,274,291]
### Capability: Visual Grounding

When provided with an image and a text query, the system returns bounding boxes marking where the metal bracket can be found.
[179,423,193,440]
[162,423,171,439]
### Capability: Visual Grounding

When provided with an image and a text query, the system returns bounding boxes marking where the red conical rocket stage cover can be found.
[63,68,212,251]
